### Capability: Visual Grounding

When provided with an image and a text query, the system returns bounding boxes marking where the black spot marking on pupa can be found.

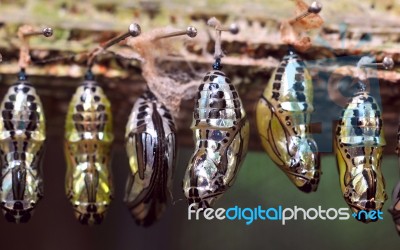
[273,82,281,90]
[272,92,280,101]
[293,82,304,91]
[275,73,282,81]
[296,92,306,102]
[27,95,35,102]
[210,100,226,109]
[209,110,220,119]
[80,95,86,102]
[294,74,304,82]
[137,112,147,120]
[137,119,145,127]
[209,75,217,81]
[9,95,16,101]
[4,102,14,110]
[29,103,37,111]
[209,83,219,90]
[76,105,84,112]
[29,112,38,121]
[351,117,358,126]
[235,109,241,118]
[2,110,12,120]
[73,114,84,122]
[277,67,285,73]
[211,91,224,99]
[22,87,30,93]
[76,124,85,131]
[97,105,105,112]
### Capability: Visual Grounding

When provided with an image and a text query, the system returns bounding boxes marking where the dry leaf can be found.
[280,0,324,51]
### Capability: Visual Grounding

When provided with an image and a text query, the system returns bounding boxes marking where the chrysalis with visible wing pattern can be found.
[335,90,387,222]
[124,91,176,226]
[256,47,320,193]
[183,65,250,209]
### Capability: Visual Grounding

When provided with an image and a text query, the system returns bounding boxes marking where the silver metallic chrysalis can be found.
[64,72,114,225]
[256,48,320,193]
[183,66,250,209]
[124,91,177,226]
[335,89,387,222]
[0,71,46,223]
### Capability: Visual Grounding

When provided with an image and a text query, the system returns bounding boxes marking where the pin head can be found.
[308,1,322,14]
[42,27,53,37]
[382,57,394,70]
[229,23,239,35]
[186,26,197,38]
[129,23,141,37]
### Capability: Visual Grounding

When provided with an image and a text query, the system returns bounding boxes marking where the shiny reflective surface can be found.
[256,49,320,193]
[64,79,113,225]
[0,77,46,223]
[124,91,176,227]
[183,70,249,209]
[335,91,387,222]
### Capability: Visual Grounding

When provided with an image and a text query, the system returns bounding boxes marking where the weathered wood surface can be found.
[0,0,399,152]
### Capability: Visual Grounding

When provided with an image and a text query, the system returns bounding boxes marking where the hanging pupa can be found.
[256,1,323,192]
[183,18,249,209]
[124,26,197,226]
[335,56,393,222]
[0,25,52,223]
[64,23,141,225]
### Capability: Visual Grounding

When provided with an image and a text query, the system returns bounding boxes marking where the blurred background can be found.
[0,0,400,249]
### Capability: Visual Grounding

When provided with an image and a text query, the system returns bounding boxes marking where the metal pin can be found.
[87,23,141,67]
[100,23,141,50]
[360,57,395,70]
[207,17,239,63]
[23,27,53,38]
[289,1,322,24]
[154,26,197,40]
[215,23,239,35]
